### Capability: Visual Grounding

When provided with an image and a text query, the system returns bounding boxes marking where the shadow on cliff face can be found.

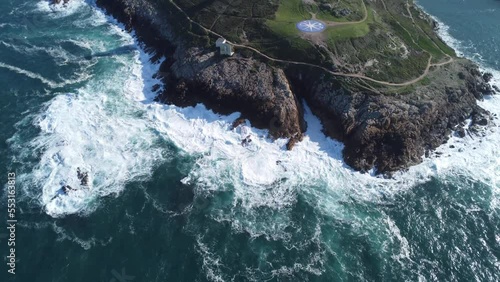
[284,68,355,166]
[153,46,307,147]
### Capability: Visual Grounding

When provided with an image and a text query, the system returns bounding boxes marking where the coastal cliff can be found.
[83,0,494,174]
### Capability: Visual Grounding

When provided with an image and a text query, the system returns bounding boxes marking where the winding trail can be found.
[169,0,454,87]
[322,0,368,26]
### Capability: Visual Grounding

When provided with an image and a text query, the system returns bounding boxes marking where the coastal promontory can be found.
[84,0,494,174]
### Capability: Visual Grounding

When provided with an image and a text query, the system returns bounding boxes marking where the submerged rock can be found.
[52,0,70,4]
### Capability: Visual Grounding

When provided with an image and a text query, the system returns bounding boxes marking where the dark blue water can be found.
[1,0,499,281]
[418,0,500,71]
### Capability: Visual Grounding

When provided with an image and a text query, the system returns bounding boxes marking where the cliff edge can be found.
[85,0,494,174]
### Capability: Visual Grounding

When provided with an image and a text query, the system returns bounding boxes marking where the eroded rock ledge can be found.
[91,0,494,174]
[290,63,493,173]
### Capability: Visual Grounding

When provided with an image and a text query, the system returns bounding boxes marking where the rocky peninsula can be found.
[64,0,495,174]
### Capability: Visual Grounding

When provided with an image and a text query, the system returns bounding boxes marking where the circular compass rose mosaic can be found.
[296,20,326,33]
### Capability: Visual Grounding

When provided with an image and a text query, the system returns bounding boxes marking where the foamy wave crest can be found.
[10,5,166,216]
[147,56,499,242]
[147,101,435,240]
[35,0,87,18]
[29,86,162,217]
[4,0,167,218]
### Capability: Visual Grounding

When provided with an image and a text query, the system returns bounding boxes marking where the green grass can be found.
[263,0,376,66]
[408,6,456,57]
[266,0,310,38]
[417,36,445,57]
[273,0,311,23]
[385,12,449,62]
[325,7,374,44]
[365,52,430,83]
[266,19,299,38]
[316,0,365,22]
[267,0,369,38]
[255,0,457,84]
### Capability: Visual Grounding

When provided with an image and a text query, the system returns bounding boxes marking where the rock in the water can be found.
[456,128,466,138]
[52,0,70,4]
[483,72,493,83]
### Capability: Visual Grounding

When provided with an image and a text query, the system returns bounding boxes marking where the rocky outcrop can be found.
[159,47,305,141]
[291,61,492,173]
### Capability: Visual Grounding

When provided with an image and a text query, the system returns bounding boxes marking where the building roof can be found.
[215,38,227,47]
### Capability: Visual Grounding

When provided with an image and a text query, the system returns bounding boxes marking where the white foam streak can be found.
[0,61,91,88]
[30,79,163,216]
[196,236,226,282]
[0,40,85,66]
[52,223,112,250]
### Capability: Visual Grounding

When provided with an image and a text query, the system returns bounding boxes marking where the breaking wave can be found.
[9,1,165,217]
[4,0,498,280]
[10,0,499,223]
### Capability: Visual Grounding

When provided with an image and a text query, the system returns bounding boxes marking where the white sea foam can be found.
[32,86,163,216]
[12,2,165,217]
[0,23,19,29]
[18,0,499,224]
[7,2,496,278]
[52,223,112,250]
[145,7,500,258]
[35,0,87,18]
[196,236,226,282]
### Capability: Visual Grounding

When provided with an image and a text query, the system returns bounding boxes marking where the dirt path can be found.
[403,1,455,65]
[323,0,368,26]
[228,43,436,87]
[432,56,454,67]
[169,0,454,87]
[406,1,416,24]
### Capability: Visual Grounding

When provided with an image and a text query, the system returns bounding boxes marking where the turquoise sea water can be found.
[0,0,499,281]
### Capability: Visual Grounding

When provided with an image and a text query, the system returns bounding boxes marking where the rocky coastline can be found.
[63,0,495,174]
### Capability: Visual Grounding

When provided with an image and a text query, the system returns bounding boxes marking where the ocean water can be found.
[0,0,498,281]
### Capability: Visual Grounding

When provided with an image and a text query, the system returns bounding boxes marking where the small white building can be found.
[215,38,234,56]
